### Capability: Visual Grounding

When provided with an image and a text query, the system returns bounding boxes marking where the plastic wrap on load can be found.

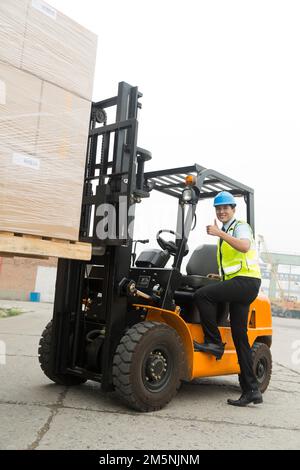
[0,0,28,69]
[0,61,92,241]
[0,0,98,100]
[0,0,97,242]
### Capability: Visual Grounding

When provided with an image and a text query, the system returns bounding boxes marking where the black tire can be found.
[239,341,272,393]
[283,310,292,318]
[38,321,87,386]
[112,321,185,412]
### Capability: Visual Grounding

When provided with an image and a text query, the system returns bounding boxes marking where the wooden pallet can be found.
[0,232,92,261]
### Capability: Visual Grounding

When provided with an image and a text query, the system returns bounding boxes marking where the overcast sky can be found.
[51,0,300,257]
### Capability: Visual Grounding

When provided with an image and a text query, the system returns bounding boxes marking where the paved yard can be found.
[0,301,299,450]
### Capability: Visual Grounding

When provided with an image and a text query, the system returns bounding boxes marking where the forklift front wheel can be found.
[39,321,87,386]
[112,321,185,412]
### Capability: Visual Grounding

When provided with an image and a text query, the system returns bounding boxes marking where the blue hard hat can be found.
[214,191,236,207]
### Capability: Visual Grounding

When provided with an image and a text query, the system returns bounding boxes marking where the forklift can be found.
[39,82,272,412]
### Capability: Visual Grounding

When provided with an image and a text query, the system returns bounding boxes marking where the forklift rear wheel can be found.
[39,321,87,386]
[239,341,272,393]
[112,321,185,412]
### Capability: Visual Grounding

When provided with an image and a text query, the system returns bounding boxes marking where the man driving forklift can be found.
[193,191,263,407]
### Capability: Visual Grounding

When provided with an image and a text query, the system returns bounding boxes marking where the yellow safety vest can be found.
[217,220,261,281]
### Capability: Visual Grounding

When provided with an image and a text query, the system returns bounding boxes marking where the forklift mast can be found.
[51,82,151,391]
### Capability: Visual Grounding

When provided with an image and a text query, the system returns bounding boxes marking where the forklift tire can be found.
[239,341,272,393]
[38,321,87,386]
[112,321,185,412]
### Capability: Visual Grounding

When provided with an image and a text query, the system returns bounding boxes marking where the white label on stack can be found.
[0,80,6,105]
[13,153,40,171]
[32,0,57,20]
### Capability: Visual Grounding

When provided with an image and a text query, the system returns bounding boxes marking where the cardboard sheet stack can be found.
[0,0,98,242]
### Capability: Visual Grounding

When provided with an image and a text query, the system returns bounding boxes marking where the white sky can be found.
[50,0,300,256]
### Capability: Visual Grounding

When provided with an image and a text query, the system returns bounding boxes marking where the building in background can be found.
[0,257,57,302]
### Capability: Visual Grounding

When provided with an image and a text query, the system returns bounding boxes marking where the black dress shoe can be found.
[193,341,225,360]
[227,390,263,407]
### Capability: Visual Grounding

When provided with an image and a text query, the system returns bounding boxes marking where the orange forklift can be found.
[39,82,272,411]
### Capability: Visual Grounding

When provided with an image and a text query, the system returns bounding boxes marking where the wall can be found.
[0,256,57,302]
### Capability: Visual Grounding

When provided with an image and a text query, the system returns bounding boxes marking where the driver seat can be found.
[175,244,230,325]
[181,244,219,289]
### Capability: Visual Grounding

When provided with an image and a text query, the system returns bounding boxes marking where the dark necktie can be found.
[220,227,226,248]
[219,221,235,278]
[219,227,226,277]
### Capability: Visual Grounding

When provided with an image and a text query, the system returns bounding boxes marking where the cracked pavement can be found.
[0,301,299,450]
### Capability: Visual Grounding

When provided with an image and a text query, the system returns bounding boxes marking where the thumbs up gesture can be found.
[207,219,222,237]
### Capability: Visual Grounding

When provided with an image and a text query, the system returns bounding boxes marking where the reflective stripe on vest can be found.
[247,259,260,266]
[223,263,242,275]
[217,220,261,281]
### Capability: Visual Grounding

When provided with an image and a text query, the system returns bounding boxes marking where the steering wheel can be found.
[156,230,189,257]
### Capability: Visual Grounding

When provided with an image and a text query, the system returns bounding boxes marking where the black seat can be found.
[181,244,219,289]
[175,244,229,325]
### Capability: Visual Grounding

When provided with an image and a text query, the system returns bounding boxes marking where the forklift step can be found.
[0,231,92,261]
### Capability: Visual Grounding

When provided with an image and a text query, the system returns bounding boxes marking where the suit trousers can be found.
[194,276,261,392]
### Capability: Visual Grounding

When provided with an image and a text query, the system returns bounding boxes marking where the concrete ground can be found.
[0,300,299,450]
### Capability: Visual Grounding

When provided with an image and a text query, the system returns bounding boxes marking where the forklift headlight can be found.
[182,188,193,202]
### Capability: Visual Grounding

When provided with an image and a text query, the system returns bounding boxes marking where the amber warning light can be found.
[185,175,197,186]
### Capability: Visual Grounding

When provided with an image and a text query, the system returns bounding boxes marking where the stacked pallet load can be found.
[0,0,98,260]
